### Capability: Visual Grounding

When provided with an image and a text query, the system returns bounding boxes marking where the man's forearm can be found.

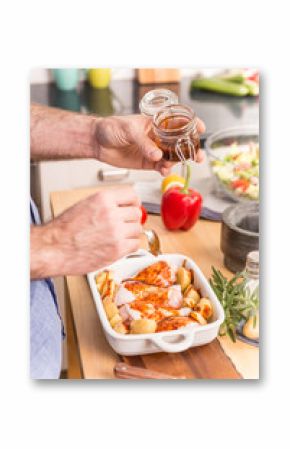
[30,224,65,279]
[30,103,101,160]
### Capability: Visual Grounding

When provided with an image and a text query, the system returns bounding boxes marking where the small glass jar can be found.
[245,250,259,294]
[139,89,200,162]
[152,104,200,162]
[242,250,259,341]
[139,89,178,116]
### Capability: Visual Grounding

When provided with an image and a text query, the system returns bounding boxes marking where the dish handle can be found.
[151,329,197,353]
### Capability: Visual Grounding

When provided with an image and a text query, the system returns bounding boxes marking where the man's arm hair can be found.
[30,224,62,279]
[30,103,101,161]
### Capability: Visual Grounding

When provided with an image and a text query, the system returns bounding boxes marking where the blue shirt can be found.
[30,200,63,379]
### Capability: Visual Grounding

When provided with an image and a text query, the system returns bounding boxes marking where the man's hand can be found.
[30,187,142,279]
[94,115,206,176]
[30,104,205,176]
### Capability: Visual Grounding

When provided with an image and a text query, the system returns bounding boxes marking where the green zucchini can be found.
[220,71,246,83]
[191,77,249,96]
[243,79,259,96]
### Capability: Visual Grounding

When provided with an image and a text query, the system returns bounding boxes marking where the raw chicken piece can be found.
[178,307,192,317]
[132,261,175,287]
[115,285,135,306]
[122,281,159,299]
[157,308,174,318]
[156,316,197,332]
[167,285,183,309]
[119,304,141,322]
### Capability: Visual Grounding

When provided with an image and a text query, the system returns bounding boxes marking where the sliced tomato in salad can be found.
[231,179,250,191]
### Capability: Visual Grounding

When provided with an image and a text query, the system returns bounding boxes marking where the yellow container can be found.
[88,69,111,89]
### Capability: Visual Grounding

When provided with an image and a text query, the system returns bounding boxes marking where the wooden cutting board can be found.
[136,68,180,84]
[122,340,242,379]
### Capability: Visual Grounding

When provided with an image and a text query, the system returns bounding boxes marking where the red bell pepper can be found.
[140,205,147,225]
[161,164,202,231]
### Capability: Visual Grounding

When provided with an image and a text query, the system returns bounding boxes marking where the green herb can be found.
[210,267,259,342]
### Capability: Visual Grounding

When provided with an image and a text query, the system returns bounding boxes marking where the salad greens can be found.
[211,142,259,201]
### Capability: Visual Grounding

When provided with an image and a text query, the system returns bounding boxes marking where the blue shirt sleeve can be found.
[30,199,64,379]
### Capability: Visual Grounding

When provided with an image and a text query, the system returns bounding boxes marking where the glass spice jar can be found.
[152,104,200,162]
[139,89,200,162]
[242,250,259,341]
[244,250,259,294]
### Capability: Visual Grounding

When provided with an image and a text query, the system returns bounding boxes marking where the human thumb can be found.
[138,135,163,162]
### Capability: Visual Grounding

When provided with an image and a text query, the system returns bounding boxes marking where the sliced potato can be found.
[190,311,207,325]
[195,298,213,320]
[183,285,200,307]
[102,278,116,301]
[130,319,157,334]
[177,267,192,292]
[109,313,122,328]
[95,271,107,291]
[190,269,195,285]
[184,284,200,298]
[95,270,114,297]
[103,296,119,320]
[113,322,128,334]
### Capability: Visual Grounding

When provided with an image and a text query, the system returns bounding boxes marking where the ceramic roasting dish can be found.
[87,251,224,356]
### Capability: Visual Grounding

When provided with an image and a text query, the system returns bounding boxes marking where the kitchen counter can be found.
[31,77,259,143]
[50,185,259,380]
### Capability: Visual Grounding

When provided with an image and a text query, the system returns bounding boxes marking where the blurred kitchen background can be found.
[30,68,259,370]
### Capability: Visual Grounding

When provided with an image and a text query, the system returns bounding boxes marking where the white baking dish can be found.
[87,252,224,356]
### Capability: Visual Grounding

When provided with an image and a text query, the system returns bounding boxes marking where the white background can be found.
[0,1,289,448]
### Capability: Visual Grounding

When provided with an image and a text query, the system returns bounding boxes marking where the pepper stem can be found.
[181,163,191,194]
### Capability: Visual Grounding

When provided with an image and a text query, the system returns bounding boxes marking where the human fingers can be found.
[154,159,174,176]
[122,238,140,256]
[122,222,143,238]
[136,134,163,163]
[155,148,204,174]
[109,186,141,207]
[196,117,206,134]
[119,206,142,223]
[196,149,204,163]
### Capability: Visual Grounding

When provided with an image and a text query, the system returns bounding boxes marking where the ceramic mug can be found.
[52,69,80,91]
[87,87,114,115]
[54,90,81,112]
[88,68,111,89]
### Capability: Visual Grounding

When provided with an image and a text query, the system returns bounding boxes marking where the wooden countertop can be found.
[50,186,259,379]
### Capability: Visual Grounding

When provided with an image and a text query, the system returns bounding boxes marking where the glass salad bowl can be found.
[205,126,259,203]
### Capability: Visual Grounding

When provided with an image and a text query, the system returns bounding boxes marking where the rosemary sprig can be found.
[210,267,259,342]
